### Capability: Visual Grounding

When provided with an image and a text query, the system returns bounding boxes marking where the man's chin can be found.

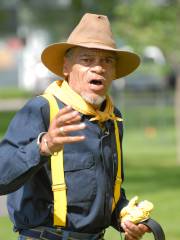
[81,94,106,106]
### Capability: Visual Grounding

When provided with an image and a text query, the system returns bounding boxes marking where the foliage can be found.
[113,0,180,65]
[17,0,118,40]
[2,0,179,66]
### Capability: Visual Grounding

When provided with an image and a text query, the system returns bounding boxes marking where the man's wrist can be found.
[37,132,51,156]
[41,137,54,156]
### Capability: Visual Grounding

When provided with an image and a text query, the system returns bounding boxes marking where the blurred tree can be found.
[113,0,180,163]
[113,0,179,64]
[15,0,118,40]
[0,1,18,35]
[0,0,118,39]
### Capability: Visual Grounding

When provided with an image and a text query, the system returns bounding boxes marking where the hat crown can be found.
[67,13,116,49]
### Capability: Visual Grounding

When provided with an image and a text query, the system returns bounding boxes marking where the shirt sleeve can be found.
[0,96,50,195]
[111,188,129,232]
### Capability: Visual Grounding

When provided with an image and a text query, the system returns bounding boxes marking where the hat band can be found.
[67,41,116,49]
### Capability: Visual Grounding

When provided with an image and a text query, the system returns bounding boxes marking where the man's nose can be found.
[91,64,105,74]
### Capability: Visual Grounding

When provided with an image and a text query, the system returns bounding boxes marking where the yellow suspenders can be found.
[42,94,122,226]
[42,94,67,226]
[112,115,122,211]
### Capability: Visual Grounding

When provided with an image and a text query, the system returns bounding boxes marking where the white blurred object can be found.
[143,45,166,65]
[18,29,51,92]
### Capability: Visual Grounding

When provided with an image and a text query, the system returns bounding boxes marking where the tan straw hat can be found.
[41,13,140,80]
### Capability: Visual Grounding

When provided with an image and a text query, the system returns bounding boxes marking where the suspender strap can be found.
[112,114,122,211]
[142,218,166,240]
[42,94,67,226]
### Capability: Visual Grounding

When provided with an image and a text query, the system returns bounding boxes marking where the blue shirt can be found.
[0,96,127,233]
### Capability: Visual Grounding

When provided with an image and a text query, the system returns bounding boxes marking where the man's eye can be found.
[83,58,89,62]
[81,58,92,64]
[105,58,115,64]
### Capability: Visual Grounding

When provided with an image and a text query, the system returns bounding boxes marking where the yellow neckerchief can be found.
[43,80,122,226]
[45,80,122,122]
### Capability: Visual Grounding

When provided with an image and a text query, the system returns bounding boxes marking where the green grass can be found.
[0,111,16,137]
[122,127,179,239]
[0,217,18,240]
[0,88,33,99]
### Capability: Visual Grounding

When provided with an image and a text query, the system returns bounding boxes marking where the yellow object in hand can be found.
[120,196,154,224]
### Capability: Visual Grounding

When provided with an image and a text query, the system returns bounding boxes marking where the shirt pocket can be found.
[64,152,96,204]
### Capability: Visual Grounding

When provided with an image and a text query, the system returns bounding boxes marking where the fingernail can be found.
[121,223,125,229]
[80,136,86,139]
[72,111,79,116]
[80,123,86,127]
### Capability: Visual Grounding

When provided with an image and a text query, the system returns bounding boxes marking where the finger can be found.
[50,106,74,129]
[59,126,66,136]
[55,105,73,118]
[138,223,151,233]
[54,135,86,144]
[124,232,137,240]
[123,221,143,239]
[56,111,80,126]
[58,123,86,135]
[124,230,141,240]
[65,114,82,125]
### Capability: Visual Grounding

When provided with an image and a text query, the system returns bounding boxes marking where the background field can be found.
[0,91,179,240]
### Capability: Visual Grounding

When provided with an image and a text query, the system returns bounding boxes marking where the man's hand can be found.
[122,221,150,240]
[40,105,86,155]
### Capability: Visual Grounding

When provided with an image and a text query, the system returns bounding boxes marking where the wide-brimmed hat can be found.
[41,13,140,80]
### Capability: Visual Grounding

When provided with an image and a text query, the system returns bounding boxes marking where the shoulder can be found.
[11,96,51,130]
[114,106,123,119]
[114,106,123,137]
[19,95,51,118]
[24,95,50,110]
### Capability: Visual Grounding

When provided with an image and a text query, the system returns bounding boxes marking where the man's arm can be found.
[0,95,87,195]
[111,188,129,231]
[0,97,50,195]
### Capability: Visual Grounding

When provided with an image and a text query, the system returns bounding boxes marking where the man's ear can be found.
[63,59,69,78]
[63,58,71,79]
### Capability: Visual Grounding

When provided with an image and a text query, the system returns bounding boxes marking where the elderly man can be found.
[0,13,150,240]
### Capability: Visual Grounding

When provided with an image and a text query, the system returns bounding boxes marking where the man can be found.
[0,13,149,240]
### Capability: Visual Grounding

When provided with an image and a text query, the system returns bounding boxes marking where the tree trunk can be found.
[175,71,180,164]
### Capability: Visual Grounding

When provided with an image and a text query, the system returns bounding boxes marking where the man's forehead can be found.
[74,47,117,58]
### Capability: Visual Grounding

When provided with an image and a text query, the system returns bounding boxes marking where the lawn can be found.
[0,217,18,240]
[0,111,16,137]
[0,88,33,99]
[0,93,179,239]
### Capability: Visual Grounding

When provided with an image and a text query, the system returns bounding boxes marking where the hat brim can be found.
[41,42,140,80]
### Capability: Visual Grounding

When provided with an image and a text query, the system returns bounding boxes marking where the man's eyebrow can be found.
[79,53,93,57]
[79,53,117,59]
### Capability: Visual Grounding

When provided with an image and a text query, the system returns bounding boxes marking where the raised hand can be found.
[40,105,86,155]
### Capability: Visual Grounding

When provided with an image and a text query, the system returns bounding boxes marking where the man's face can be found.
[63,47,117,106]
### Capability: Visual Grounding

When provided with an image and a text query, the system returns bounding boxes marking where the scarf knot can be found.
[90,111,122,122]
